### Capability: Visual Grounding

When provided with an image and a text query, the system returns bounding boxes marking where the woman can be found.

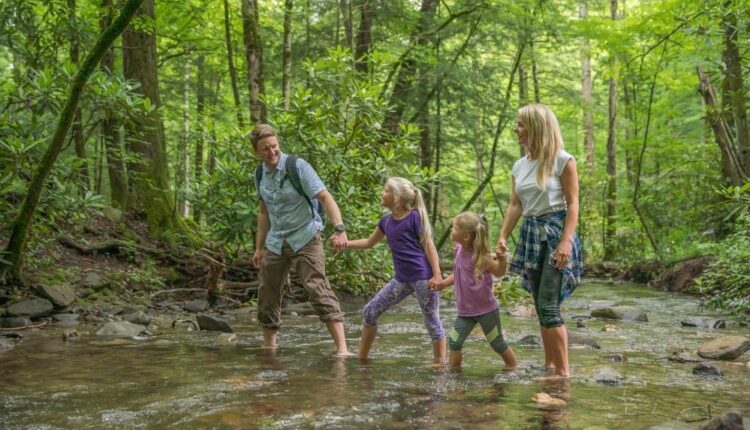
[496,103,584,378]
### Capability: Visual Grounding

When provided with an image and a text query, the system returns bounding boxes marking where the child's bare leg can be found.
[449,350,462,371]
[263,328,278,348]
[500,347,518,371]
[432,338,446,364]
[325,320,351,356]
[358,325,377,360]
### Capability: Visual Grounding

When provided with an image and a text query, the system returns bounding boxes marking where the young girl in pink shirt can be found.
[431,212,518,371]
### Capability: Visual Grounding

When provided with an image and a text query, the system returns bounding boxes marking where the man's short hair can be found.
[250,124,277,148]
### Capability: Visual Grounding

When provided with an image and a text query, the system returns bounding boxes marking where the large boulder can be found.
[7,298,53,319]
[591,306,648,322]
[37,284,76,307]
[652,256,713,293]
[79,272,109,291]
[698,336,750,360]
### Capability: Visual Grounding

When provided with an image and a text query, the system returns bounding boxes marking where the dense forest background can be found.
[1,0,748,316]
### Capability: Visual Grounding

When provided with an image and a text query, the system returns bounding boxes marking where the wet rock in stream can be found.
[196,314,234,333]
[698,336,750,360]
[692,363,723,377]
[698,411,744,430]
[591,305,648,322]
[1,316,32,328]
[681,317,726,329]
[590,366,623,385]
[96,321,148,338]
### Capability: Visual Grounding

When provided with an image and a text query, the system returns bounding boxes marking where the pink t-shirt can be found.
[453,244,499,317]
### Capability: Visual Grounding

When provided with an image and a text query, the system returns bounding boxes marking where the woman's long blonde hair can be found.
[518,103,564,189]
[386,177,433,246]
[453,212,490,281]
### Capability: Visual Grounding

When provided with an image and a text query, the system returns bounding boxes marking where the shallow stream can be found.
[2,281,749,429]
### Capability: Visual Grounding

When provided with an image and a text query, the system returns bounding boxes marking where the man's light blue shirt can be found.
[255,152,326,254]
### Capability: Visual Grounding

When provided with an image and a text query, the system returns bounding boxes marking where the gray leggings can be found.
[527,242,564,328]
[448,310,508,354]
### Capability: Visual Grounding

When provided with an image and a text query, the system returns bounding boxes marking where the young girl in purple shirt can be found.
[344,177,445,363]
[431,212,518,371]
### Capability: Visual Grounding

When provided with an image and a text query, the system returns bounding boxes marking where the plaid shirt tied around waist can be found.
[509,210,584,301]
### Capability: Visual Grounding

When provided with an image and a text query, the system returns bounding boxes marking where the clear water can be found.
[2,281,749,429]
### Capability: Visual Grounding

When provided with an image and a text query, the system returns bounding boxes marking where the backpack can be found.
[255,155,325,222]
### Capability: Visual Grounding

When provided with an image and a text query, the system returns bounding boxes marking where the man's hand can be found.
[329,231,348,252]
[252,249,262,268]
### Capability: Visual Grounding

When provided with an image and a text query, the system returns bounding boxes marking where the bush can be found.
[693,213,750,321]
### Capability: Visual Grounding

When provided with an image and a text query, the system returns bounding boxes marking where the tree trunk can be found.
[580,2,595,174]
[530,38,540,103]
[68,0,89,192]
[282,0,293,111]
[2,0,144,286]
[194,54,205,224]
[122,0,190,237]
[340,0,353,53]
[242,0,266,125]
[223,0,245,130]
[604,0,618,260]
[697,67,747,185]
[354,0,373,74]
[721,2,750,172]
[100,0,128,208]
[177,61,190,218]
[383,0,438,136]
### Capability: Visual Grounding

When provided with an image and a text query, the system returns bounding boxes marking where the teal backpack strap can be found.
[254,164,263,189]
[284,155,316,219]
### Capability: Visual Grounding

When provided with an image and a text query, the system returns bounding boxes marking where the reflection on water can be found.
[1,282,749,429]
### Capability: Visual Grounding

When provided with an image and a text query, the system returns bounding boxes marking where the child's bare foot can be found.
[502,365,517,372]
[333,350,355,358]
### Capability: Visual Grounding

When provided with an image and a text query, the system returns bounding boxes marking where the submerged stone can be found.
[692,363,723,377]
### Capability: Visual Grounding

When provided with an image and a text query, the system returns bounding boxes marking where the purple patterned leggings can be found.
[362,279,445,341]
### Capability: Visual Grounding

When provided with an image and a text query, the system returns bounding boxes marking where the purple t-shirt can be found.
[378,210,432,282]
[454,244,499,317]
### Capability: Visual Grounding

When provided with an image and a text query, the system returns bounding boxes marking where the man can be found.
[251,124,350,355]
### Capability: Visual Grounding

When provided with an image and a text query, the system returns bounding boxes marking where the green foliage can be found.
[693,219,750,320]
[692,189,750,320]
[493,277,531,308]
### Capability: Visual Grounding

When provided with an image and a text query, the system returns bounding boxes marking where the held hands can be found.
[329,231,348,252]
[495,238,508,259]
[428,275,444,291]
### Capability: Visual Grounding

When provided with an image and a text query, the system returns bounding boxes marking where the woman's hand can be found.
[496,238,508,256]
[555,239,572,270]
